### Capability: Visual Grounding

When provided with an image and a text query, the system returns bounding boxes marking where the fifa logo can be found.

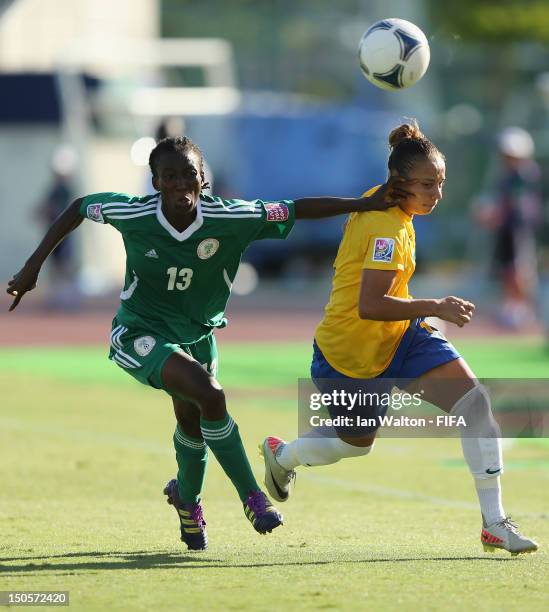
[372,237,395,263]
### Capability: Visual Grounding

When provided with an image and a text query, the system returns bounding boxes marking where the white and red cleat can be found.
[260,436,295,502]
[481,517,538,556]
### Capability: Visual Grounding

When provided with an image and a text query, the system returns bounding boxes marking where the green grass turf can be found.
[0,339,548,611]
[0,337,548,387]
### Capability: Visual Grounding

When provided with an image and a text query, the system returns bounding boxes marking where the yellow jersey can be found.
[315,186,416,378]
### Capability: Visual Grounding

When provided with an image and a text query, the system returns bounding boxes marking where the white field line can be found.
[301,472,478,510]
[300,472,548,520]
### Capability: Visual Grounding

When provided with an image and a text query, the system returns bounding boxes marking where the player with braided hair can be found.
[7,136,410,551]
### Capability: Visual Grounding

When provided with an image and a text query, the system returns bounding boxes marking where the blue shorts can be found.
[310,318,460,435]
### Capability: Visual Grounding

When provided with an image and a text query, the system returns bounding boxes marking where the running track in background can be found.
[0,299,543,346]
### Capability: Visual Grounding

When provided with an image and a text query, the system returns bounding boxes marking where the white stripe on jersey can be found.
[223,268,232,290]
[201,207,261,213]
[102,204,158,214]
[201,197,259,206]
[108,210,157,220]
[202,212,261,219]
[201,208,261,215]
[201,202,261,211]
[120,272,139,300]
[102,199,158,210]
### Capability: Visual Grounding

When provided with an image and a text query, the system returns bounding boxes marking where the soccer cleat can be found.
[481,516,538,556]
[243,491,283,534]
[260,436,296,502]
[163,479,207,551]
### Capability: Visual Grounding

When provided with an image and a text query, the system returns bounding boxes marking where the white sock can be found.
[450,386,506,524]
[277,434,373,470]
[475,477,505,525]
[459,436,503,478]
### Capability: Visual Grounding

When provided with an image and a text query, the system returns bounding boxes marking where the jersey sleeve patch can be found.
[265,202,289,222]
[372,237,395,263]
[86,203,105,223]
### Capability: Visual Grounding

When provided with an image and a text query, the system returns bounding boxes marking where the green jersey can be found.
[79,192,295,343]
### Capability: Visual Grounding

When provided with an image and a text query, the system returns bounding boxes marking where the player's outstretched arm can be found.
[6,197,84,311]
[293,177,411,219]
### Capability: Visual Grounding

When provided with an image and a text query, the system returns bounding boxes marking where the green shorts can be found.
[108,317,218,392]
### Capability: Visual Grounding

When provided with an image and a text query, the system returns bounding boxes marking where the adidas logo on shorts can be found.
[145,249,159,259]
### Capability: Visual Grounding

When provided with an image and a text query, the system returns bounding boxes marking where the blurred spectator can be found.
[474,127,542,328]
[35,145,80,310]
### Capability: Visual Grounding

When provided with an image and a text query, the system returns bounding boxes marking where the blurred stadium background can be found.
[1,2,548,610]
[0,0,548,329]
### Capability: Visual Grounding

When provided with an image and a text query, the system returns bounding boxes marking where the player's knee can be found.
[454,385,504,479]
[347,441,374,457]
[339,431,376,450]
[197,381,226,414]
[452,383,490,414]
[336,435,375,457]
[451,384,500,438]
[176,416,202,439]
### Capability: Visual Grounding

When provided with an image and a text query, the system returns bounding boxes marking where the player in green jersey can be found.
[7,136,410,550]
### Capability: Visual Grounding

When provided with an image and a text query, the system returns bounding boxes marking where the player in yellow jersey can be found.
[261,121,538,556]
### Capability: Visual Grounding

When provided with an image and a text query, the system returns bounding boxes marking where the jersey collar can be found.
[395,206,413,222]
[156,197,204,241]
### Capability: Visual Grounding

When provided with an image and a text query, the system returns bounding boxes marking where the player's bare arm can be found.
[358,268,475,326]
[293,177,411,219]
[6,197,84,311]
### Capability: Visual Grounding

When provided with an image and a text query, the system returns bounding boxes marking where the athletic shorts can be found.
[310,317,460,435]
[108,316,218,393]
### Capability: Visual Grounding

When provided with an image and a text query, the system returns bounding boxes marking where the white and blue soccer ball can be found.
[358,18,430,90]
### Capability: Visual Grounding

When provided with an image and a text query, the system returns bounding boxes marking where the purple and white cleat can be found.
[163,478,208,551]
[243,490,283,534]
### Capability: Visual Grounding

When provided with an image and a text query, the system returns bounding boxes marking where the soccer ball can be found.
[358,18,430,90]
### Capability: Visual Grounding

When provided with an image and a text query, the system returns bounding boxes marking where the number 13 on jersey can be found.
[166,267,193,291]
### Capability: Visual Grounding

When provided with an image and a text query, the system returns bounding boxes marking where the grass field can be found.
[1,339,548,611]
